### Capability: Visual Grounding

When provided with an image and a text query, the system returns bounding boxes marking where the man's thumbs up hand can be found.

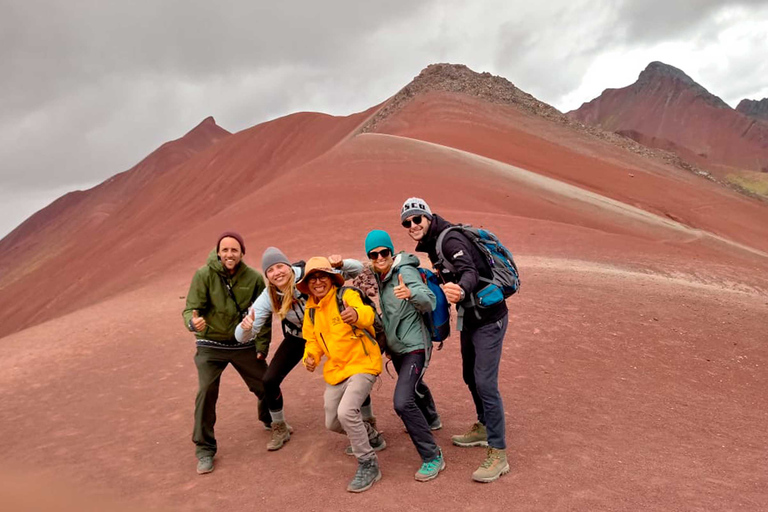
[305,354,317,372]
[393,273,412,300]
[191,310,206,332]
[340,299,358,325]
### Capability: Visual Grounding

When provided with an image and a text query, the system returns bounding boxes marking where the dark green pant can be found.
[193,346,270,458]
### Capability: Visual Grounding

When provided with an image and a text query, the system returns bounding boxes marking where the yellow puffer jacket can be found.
[302,286,382,385]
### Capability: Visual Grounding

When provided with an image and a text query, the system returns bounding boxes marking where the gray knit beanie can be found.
[400,197,433,222]
[261,247,290,273]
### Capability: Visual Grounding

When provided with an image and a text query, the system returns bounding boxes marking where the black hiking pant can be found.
[460,313,508,449]
[263,334,306,412]
[193,345,270,458]
[392,350,440,462]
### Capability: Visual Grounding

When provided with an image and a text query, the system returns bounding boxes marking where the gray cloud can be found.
[1,0,767,238]
[1,1,425,115]
[616,0,768,44]
[493,0,623,107]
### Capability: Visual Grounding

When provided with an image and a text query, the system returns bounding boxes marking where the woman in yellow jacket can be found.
[299,256,385,493]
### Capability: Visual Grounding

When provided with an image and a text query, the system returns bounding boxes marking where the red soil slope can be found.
[569,61,768,175]
[0,107,379,336]
[1,65,767,511]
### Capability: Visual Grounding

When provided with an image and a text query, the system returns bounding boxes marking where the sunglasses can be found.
[401,215,425,229]
[307,273,331,283]
[367,248,392,260]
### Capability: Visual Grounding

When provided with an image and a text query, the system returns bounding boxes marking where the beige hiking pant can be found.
[324,373,377,461]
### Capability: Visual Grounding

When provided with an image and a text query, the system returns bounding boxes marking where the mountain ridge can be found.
[567,61,768,179]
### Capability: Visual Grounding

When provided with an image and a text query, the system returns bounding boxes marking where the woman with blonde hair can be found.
[235,247,365,451]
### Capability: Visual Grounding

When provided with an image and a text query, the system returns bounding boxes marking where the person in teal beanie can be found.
[364,229,445,482]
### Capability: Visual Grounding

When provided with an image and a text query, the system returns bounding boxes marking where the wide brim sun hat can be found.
[296,256,345,295]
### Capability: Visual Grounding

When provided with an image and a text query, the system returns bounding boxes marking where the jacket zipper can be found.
[319,332,330,356]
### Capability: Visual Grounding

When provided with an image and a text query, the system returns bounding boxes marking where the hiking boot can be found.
[196,456,214,475]
[414,448,446,482]
[364,415,377,431]
[451,422,488,447]
[345,420,387,456]
[403,416,443,433]
[346,457,381,493]
[266,421,291,451]
[471,447,510,483]
[345,430,387,456]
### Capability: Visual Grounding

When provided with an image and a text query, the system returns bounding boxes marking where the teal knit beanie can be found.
[365,230,394,255]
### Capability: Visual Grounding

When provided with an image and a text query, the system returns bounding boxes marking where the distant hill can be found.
[567,62,768,177]
[737,98,768,122]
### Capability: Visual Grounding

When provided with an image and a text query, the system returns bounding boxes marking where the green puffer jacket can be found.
[182,249,271,354]
[374,252,436,355]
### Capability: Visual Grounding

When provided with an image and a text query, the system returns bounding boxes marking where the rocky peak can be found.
[736,98,768,121]
[638,61,697,86]
[636,61,729,110]
[361,63,564,132]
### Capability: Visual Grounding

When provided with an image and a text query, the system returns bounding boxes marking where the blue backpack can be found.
[418,268,451,348]
[435,225,520,308]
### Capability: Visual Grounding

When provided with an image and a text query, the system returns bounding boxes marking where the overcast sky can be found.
[2,0,767,239]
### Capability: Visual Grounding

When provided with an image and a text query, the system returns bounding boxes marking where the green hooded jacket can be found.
[182,249,271,354]
[374,252,436,355]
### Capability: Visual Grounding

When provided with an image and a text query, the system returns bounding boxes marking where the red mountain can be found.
[568,61,768,175]
[1,63,767,511]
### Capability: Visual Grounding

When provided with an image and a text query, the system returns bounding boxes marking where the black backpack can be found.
[308,286,388,353]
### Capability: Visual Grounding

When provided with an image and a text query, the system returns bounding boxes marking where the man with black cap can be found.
[401,198,511,483]
[182,231,272,475]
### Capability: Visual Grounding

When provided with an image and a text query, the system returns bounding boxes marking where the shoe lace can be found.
[353,460,376,483]
[479,449,498,469]
[420,459,440,472]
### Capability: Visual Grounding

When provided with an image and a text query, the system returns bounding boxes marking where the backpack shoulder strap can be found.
[291,261,307,289]
[338,286,381,346]
[435,225,462,273]
[336,286,350,312]
[220,275,249,318]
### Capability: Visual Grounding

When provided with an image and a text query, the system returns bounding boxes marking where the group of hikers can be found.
[182,198,514,492]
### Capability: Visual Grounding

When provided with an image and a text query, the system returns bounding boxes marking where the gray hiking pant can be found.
[324,373,377,461]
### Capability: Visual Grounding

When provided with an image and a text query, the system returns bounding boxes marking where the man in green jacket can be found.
[182,231,272,475]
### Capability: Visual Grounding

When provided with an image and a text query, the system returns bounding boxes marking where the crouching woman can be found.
[299,256,385,493]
